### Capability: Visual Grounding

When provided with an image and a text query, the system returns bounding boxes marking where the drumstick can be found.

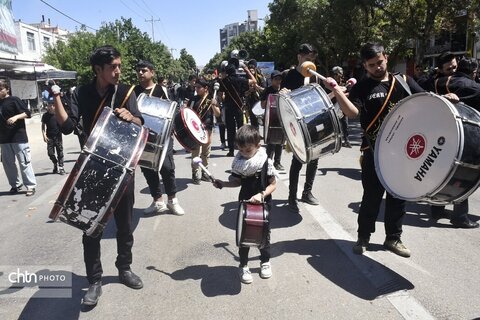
[213,82,220,101]
[300,61,337,88]
[192,157,216,183]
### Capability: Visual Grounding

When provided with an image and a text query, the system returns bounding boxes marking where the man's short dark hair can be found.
[457,57,478,75]
[360,43,385,62]
[235,125,261,147]
[436,51,456,68]
[298,43,316,55]
[89,45,121,69]
[0,79,10,90]
[195,78,209,88]
[135,60,155,71]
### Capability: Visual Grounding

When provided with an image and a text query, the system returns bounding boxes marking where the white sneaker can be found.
[167,198,185,216]
[239,266,253,284]
[260,262,272,279]
[144,201,168,214]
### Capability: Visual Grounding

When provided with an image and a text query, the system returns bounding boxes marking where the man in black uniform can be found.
[282,43,321,211]
[429,57,480,229]
[52,45,144,305]
[219,61,256,156]
[134,60,185,216]
[326,42,424,258]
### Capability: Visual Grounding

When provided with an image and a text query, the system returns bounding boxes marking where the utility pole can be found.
[145,16,161,42]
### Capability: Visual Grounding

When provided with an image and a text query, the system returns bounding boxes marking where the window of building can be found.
[27,32,36,51]
[43,36,50,48]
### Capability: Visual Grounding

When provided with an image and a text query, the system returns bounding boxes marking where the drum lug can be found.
[454,160,480,169]
[459,117,480,126]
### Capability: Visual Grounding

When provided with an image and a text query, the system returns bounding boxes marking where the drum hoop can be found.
[180,108,208,144]
[373,92,465,202]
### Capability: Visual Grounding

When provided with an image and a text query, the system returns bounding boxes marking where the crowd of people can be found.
[1,41,479,307]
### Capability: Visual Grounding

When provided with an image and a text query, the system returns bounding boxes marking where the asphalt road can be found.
[0,114,479,320]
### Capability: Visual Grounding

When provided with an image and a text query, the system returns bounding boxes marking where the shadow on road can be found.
[271,238,414,300]
[146,265,241,297]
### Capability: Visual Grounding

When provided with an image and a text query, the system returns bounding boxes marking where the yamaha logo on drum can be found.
[191,119,200,132]
[413,136,444,182]
[405,134,426,159]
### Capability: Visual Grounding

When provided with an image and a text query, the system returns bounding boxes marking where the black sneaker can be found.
[9,184,23,194]
[274,163,285,171]
[352,237,370,255]
[58,167,66,175]
[301,191,319,205]
[288,198,299,213]
[119,270,143,289]
[226,151,234,157]
[52,164,58,174]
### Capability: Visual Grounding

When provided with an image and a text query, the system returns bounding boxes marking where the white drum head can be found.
[183,108,209,144]
[252,101,263,117]
[375,93,461,200]
[277,94,307,163]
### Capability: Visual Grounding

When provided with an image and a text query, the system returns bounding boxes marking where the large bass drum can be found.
[375,92,480,205]
[277,83,342,163]
[49,107,148,237]
[137,93,176,171]
[264,94,285,144]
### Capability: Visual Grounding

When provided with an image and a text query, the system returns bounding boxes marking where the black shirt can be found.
[349,73,424,148]
[282,68,315,91]
[60,80,143,137]
[434,72,480,110]
[219,74,249,110]
[190,94,214,130]
[41,112,61,138]
[134,83,167,100]
[260,85,279,102]
[0,96,31,144]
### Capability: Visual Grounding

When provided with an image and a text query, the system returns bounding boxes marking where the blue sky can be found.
[11,0,272,66]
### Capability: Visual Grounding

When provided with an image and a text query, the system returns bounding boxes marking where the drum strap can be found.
[148,83,156,97]
[89,85,135,132]
[221,77,245,111]
[365,75,397,134]
[434,76,452,94]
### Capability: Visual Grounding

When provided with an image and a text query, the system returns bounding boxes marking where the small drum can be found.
[277,83,342,163]
[49,107,148,237]
[137,93,177,171]
[173,107,208,151]
[236,201,269,247]
[375,92,480,205]
[251,101,264,118]
[264,94,285,144]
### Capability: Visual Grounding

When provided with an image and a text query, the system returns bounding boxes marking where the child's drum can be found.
[264,94,285,144]
[49,107,148,237]
[137,93,177,171]
[236,201,269,247]
[375,92,480,205]
[277,83,342,163]
[173,107,209,151]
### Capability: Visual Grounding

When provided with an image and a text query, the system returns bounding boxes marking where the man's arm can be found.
[323,78,359,118]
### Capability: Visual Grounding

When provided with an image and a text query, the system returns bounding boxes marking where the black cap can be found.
[195,78,209,87]
[271,70,283,80]
[248,59,257,68]
[298,43,316,54]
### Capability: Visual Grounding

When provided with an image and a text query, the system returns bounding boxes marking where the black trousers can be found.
[430,199,469,223]
[47,135,64,166]
[357,150,405,240]
[288,156,318,198]
[83,177,135,284]
[225,105,244,153]
[141,140,177,198]
[340,116,349,142]
[266,144,282,164]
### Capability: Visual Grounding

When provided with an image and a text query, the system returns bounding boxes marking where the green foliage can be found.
[43,18,195,86]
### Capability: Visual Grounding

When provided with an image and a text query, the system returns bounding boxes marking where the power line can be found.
[118,0,147,20]
[39,0,97,31]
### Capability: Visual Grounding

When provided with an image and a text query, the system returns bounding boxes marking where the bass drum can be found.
[277,83,342,163]
[49,107,148,237]
[375,92,480,205]
[236,201,269,248]
[264,93,285,144]
[137,93,177,171]
[173,107,209,151]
